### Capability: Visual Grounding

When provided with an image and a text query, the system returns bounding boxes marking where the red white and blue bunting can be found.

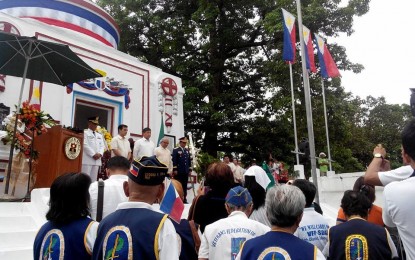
[0,0,120,48]
[67,78,130,109]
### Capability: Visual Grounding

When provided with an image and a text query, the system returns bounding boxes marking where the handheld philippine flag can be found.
[282,8,296,63]
[160,180,184,223]
[314,34,341,78]
[302,26,316,73]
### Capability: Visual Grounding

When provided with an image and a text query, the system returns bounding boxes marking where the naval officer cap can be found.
[179,137,188,143]
[88,116,99,125]
[129,156,168,185]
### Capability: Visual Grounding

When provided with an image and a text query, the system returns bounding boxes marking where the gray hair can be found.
[159,137,169,145]
[226,202,253,213]
[266,185,306,228]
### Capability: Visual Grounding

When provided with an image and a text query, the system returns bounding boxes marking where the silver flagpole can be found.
[321,78,332,171]
[296,0,319,203]
[289,63,300,165]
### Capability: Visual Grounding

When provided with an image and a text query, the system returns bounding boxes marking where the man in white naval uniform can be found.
[82,116,105,181]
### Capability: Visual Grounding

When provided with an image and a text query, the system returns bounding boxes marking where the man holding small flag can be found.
[160,179,185,223]
[92,156,179,260]
[160,179,200,260]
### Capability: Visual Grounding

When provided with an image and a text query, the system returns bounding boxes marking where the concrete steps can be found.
[0,230,37,249]
[0,216,37,232]
[0,191,48,260]
[0,203,38,260]
[0,247,33,260]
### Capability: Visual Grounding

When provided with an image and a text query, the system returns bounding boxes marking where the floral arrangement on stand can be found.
[1,101,55,195]
[1,101,56,159]
[96,126,112,150]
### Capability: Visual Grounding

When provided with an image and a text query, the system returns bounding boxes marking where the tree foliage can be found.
[97,0,411,173]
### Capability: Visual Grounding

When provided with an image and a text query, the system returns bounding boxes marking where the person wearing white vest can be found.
[82,116,105,182]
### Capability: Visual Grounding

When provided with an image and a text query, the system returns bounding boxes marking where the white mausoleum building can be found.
[0,0,185,146]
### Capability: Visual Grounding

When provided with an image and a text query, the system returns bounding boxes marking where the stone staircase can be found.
[0,189,49,260]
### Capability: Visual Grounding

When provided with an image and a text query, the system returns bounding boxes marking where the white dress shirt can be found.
[133,137,155,160]
[383,175,415,259]
[110,135,131,158]
[379,165,413,185]
[154,146,173,173]
[89,174,128,220]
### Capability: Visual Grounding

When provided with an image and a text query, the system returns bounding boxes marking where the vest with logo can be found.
[328,218,392,260]
[33,217,94,260]
[240,231,316,260]
[93,208,167,260]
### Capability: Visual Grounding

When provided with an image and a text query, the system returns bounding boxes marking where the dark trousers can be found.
[177,173,188,203]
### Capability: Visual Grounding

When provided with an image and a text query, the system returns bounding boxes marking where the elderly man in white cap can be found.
[199,186,269,260]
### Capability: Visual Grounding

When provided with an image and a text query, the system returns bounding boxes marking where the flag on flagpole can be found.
[157,113,164,145]
[302,26,316,73]
[282,8,296,63]
[30,80,41,110]
[314,34,341,78]
[160,180,184,223]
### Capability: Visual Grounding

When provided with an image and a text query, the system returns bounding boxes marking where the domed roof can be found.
[0,0,120,48]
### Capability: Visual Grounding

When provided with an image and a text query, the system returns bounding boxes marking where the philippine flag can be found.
[30,81,41,111]
[302,26,316,73]
[160,181,184,223]
[282,8,296,63]
[130,163,139,177]
[314,34,341,78]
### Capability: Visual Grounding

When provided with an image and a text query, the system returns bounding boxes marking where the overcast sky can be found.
[334,0,414,105]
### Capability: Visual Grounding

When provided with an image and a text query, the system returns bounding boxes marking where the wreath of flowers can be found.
[1,101,55,159]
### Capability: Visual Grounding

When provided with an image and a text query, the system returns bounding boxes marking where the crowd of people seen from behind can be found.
[33,118,415,259]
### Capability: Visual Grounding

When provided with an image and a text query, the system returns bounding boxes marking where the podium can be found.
[33,125,84,188]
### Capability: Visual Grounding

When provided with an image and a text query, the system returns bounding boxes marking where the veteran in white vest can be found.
[82,116,105,181]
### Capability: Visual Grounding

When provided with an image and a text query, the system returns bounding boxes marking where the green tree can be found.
[96,0,370,158]
[361,97,411,168]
